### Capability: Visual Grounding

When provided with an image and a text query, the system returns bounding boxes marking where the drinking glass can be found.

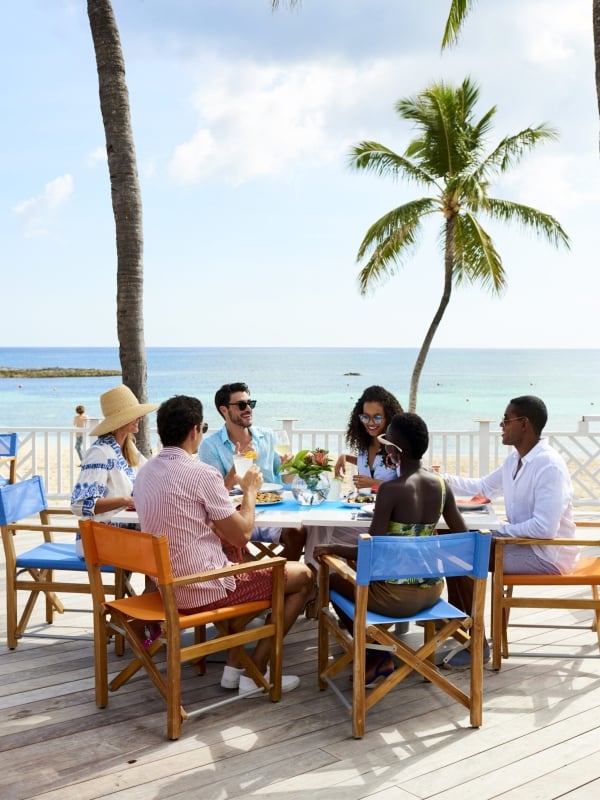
[233,454,254,478]
[273,430,291,458]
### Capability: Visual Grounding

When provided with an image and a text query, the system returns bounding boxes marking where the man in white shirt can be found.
[443,395,577,668]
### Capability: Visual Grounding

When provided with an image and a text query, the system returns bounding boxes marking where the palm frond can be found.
[349,141,437,187]
[484,198,570,248]
[453,213,506,292]
[472,125,559,183]
[441,0,478,49]
[355,199,438,294]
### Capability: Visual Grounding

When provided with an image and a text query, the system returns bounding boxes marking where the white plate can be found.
[261,483,283,492]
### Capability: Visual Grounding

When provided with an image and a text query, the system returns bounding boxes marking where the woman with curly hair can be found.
[335,385,403,492]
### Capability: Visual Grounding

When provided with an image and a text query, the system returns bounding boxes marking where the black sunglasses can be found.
[201,422,208,434]
[228,400,257,411]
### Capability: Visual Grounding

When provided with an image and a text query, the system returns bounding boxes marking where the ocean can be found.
[1,347,599,434]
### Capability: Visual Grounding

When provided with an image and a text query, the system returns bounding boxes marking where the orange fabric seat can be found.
[79,519,286,740]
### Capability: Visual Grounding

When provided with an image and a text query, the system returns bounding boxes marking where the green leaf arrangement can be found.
[279,448,333,481]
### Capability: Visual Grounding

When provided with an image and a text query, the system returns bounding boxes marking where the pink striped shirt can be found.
[134,446,237,609]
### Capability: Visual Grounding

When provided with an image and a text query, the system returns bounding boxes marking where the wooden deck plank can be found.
[1,562,600,800]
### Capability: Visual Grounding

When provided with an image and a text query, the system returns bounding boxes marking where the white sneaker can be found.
[238,667,300,696]
[220,665,245,689]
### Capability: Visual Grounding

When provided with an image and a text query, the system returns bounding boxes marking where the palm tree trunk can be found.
[87,0,151,455]
[594,0,600,148]
[408,216,455,411]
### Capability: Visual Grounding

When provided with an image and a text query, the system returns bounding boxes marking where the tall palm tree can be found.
[443,0,600,153]
[87,0,151,455]
[350,77,569,412]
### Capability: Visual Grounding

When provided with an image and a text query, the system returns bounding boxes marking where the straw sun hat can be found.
[90,385,159,436]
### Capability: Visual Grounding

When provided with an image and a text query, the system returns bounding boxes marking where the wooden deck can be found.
[2,565,600,799]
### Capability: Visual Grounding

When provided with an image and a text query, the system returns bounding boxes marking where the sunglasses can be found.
[359,414,384,425]
[201,422,208,434]
[228,400,257,411]
[376,434,403,455]
[500,416,526,427]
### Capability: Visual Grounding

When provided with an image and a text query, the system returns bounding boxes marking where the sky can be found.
[2,0,599,349]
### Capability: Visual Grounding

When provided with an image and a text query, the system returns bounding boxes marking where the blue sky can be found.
[2,0,598,348]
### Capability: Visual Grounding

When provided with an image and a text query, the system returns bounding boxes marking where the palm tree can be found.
[443,0,600,153]
[349,77,569,412]
[87,0,151,455]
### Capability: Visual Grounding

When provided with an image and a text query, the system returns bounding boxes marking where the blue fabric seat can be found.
[318,531,492,738]
[1,476,120,649]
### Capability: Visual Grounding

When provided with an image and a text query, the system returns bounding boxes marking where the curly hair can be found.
[345,385,403,452]
[387,412,429,459]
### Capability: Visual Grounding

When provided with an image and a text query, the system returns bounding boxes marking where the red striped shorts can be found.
[182,565,287,613]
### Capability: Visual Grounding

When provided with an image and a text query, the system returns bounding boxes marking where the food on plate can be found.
[345,493,376,504]
[256,491,283,504]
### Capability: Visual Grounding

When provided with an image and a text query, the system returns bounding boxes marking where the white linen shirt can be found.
[133,446,238,609]
[446,438,577,573]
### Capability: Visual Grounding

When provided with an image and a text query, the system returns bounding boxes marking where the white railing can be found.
[2,416,600,507]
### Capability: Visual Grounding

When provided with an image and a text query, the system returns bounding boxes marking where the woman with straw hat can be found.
[71,385,158,552]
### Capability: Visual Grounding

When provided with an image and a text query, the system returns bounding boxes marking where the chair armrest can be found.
[3,523,81,538]
[320,554,357,585]
[493,537,600,548]
[172,556,287,588]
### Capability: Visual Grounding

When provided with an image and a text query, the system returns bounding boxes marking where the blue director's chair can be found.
[318,531,492,738]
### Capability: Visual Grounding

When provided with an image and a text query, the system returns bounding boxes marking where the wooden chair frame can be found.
[318,531,492,739]
[491,531,600,669]
[79,519,286,740]
[1,476,122,650]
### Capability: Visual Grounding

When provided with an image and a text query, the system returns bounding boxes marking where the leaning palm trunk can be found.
[87,0,151,455]
[408,216,455,412]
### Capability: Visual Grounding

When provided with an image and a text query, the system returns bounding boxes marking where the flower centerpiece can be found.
[280,448,333,506]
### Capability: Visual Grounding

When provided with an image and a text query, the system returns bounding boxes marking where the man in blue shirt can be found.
[199,381,305,561]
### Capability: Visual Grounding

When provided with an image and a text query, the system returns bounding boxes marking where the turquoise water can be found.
[1,347,599,433]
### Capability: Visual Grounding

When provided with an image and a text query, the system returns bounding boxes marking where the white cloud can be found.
[517,0,589,66]
[86,146,107,166]
[168,58,391,185]
[13,174,74,237]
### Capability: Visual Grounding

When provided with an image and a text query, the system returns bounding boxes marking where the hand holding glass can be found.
[233,454,254,478]
[274,430,291,457]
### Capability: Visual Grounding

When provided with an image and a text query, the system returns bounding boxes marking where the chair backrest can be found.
[0,433,18,485]
[355,531,491,586]
[79,519,173,584]
[0,433,17,459]
[0,476,47,525]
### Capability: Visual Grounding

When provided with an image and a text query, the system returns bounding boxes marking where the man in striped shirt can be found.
[134,395,314,695]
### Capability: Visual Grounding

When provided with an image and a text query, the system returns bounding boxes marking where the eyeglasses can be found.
[228,400,257,411]
[500,416,526,427]
[201,422,208,434]
[359,414,384,425]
